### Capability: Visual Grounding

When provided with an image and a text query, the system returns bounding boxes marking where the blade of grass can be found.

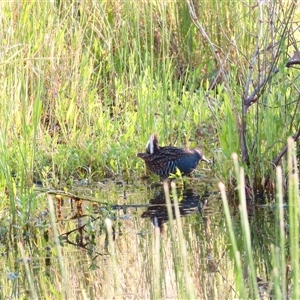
[218,181,246,299]
[105,218,121,297]
[232,153,260,299]
[287,137,299,299]
[170,181,196,299]
[18,242,38,299]
[276,166,287,298]
[47,193,70,299]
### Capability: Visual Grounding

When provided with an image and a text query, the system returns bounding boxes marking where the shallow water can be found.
[0,175,286,299]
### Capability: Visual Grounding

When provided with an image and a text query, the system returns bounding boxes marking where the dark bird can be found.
[137,134,210,179]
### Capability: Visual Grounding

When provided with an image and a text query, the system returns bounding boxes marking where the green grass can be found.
[0,1,216,187]
[219,138,299,299]
[0,1,299,298]
[0,1,298,190]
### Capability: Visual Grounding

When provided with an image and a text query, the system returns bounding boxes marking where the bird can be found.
[137,134,210,179]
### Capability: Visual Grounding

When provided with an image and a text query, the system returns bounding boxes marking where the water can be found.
[0,177,286,299]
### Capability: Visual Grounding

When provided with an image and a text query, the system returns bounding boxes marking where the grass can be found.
[0,1,298,189]
[0,1,299,299]
[219,138,299,299]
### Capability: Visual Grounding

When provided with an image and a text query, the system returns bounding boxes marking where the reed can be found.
[219,137,299,298]
[0,1,299,298]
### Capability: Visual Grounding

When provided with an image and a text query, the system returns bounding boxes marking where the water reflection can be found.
[141,187,209,233]
[2,179,286,299]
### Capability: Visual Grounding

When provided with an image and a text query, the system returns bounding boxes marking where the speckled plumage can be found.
[137,134,209,179]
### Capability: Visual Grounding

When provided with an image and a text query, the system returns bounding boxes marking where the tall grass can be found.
[0,1,299,298]
[219,137,299,298]
[0,0,217,188]
[0,1,297,190]
[192,0,300,193]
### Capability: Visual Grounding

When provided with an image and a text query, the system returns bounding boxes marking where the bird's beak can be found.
[202,156,212,164]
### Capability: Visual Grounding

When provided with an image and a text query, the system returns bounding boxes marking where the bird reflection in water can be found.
[141,187,209,233]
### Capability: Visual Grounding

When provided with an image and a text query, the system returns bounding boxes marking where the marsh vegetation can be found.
[0,1,299,299]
